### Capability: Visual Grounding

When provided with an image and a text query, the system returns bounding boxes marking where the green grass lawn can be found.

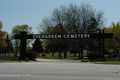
[90,61,120,64]
[37,53,87,60]
[0,54,20,57]
[0,60,18,62]
[0,53,84,59]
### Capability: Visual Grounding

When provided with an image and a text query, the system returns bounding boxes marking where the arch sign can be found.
[14,30,113,60]
[32,34,91,39]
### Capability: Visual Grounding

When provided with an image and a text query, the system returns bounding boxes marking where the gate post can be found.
[102,30,105,58]
[19,31,27,60]
[99,30,101,58]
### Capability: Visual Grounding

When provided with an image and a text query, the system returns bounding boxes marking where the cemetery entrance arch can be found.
[14,30,113,60]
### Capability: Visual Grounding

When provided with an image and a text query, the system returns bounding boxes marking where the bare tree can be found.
[39,3,105,59]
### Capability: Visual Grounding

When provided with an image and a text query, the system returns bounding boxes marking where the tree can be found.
[86,17,100,52]
[41,24,70,58]
[0,21,7,55]
[0,31,6,47]
[39,3,105,59]
[104,22,120,57]
[64,4,104,59]
[32,39,44,56]
[0,21,6,47]
[0,21,2,31]
[5,35,13,57]
[67,40,79,56]
[11,25,33,56]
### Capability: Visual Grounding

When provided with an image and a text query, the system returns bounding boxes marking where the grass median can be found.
[90,60,120,64]
[0,60,22,63]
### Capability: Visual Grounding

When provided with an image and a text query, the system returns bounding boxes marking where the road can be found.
[0,61,120,80]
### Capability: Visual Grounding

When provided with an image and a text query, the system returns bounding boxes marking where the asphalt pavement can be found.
[36,59,82,63]
[0,60,120,80]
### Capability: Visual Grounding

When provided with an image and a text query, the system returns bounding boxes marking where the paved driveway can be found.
[0,61,120,80]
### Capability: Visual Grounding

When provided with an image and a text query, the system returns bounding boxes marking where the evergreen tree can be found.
[32,39,44,56]
[5,35,13,56]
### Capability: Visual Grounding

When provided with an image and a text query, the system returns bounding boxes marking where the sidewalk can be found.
[36,59,82,63]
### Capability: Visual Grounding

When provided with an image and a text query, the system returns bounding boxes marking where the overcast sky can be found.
[0,0,120,34]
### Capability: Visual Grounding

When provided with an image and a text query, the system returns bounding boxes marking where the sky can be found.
[0,0,120,34]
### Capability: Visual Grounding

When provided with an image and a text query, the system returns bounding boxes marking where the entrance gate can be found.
[14,30,113,60]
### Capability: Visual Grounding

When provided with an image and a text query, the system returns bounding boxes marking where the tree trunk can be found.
[115,49,119,58]
[74,52,76,57]
[81,49,83,59]
[59,52,61,59]
[52,52,54,57]
[64,47,67,58]
[9,53,10,57]
[15,40,18,57]
[63,40,67,58]
[79,52,80,59]
[39,53,40,57]
[5,53,6,57]
[15,47,17,57]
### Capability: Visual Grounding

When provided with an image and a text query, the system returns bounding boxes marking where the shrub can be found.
[87,51,99,60]
[42,53,46,57]
[26,50,37,61]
